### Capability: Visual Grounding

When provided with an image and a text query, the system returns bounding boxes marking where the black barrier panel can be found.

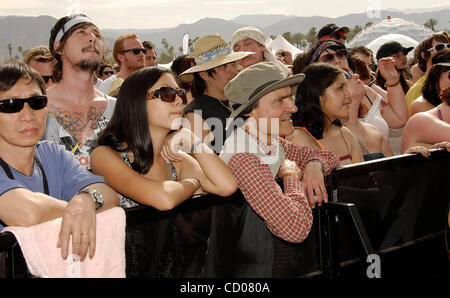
[125,190,322,278]
[329,148,450,278]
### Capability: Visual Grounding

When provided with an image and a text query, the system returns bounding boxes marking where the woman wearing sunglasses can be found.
[91,66,237,209]
[408,51,450,118]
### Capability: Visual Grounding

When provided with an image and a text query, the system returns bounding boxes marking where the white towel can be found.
[4,207,126,278]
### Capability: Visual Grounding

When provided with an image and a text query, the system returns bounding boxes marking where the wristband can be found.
[190,139,203,153]
[385,80,400,88]
[282,173,299,180]
[306,158,325,174]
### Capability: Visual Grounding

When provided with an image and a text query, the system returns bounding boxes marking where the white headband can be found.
[54,15,93,43]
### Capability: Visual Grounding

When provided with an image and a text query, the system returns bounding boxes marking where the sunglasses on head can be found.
[427,43,450,52]
[319,49,348,63]
[0,95,47,114]
[122,48,148,55]
[102,71,114,75]
[147,86,187,104]
[41,75,53,84]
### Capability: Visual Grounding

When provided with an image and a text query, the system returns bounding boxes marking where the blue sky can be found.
[0,0,448,29]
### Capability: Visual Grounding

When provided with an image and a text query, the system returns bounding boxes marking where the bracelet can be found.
[190,139,203,153]
[282,173,299,180]
[186,177,201,191]
[306,158,325,174]
[385,79,400,88]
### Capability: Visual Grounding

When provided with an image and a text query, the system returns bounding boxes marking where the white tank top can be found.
[362,94,389,141]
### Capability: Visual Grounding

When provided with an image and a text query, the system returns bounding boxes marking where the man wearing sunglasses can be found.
[97,34,146,95]
[317,23,350,45]
[406,32,450,106]
[44,14,116,170]
[23,45,56,88]
[0,60,119,261]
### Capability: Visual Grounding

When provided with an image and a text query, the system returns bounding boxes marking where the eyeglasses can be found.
[41,76,53,84]
[0,95,47,113]
[319,49,348,63]
[427,43,450,52]
[147,87,187,104]
[122,48,148,55]
[102,71,114,75]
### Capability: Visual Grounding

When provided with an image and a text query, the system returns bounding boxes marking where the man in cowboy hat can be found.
[181,33,253,154]
[205,62,339,277]
[207,62,339,277]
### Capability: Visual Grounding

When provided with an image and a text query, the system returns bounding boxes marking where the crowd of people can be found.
[0,13,449,277]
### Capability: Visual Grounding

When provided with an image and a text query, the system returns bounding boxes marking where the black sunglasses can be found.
[0,95,48,114]
[122,48,148,55]
[41,75,53,84]
[102,71,114,75]
[147,87,187,104]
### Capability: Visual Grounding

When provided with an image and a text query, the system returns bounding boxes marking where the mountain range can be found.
[1,7,449,59]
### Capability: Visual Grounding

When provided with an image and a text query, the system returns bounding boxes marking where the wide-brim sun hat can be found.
[179,33,253,80]
[224,62,305,130]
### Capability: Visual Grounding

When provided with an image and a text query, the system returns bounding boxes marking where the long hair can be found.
[293,63,343,139]
[96,66,172,174]
[422,51,450,107]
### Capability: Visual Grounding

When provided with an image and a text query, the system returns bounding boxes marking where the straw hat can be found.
[179,33,253,80]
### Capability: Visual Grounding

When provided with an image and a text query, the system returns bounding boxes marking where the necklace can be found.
[216,98,233,112]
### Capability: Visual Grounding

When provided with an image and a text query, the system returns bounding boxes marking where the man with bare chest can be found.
[43,14,116,169]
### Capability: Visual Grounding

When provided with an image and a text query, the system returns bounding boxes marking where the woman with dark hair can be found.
[287,63,364,166]
[408,51,450,118]
[90,66,236,209]
[402,84,450,152]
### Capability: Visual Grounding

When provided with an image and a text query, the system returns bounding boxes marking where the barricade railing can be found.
[1,149,449,278]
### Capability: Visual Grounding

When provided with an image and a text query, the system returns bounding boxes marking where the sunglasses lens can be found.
[0,99,24,113]
[28,96,48,110]
[435,44,445,51]
[0,96,47,113]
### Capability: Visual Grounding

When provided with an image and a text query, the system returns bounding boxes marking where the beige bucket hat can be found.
[179,33,253,80]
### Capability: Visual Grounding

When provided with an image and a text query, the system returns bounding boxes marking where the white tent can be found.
[348,17,433,48]
[268,35,303,58]
[366,33,419,59]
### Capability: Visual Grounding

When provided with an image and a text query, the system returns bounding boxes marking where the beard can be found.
[74,46,102,72]
[75,58,101,72]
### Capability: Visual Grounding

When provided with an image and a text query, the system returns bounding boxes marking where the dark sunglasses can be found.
[147,87,187,104]
[122,48,148,55]
[0,95,47,114]
[102,71,114,75]
[319,49,348,63]
[41,75,53,84]
[333,32,346,41]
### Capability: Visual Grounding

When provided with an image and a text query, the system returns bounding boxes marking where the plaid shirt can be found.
[226,134,339,243]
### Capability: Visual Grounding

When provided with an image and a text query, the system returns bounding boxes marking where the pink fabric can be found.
[3,207,126,278]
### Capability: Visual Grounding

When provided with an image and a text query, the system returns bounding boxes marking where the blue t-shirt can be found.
[0,141,105,231]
